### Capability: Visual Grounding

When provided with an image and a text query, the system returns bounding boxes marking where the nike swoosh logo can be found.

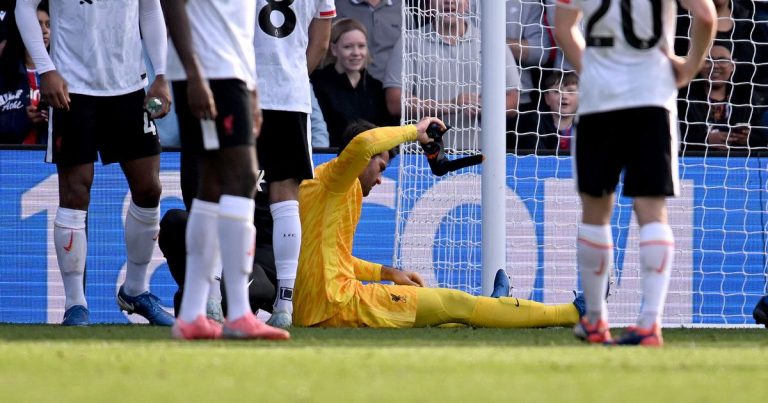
[63,231,74,252]
[118,295,135,312]
[515,298,520,307]
[655,250,669,274]
[594,256,606,276]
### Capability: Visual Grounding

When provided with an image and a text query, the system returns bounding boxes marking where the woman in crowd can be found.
[311,18,395,148]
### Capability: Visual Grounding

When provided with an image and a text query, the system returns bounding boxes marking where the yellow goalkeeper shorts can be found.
[313,283,420,328]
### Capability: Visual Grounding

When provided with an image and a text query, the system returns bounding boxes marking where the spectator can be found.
[506,0,547,111]
[0,3,48,145]
[383,0,520,150]
[678,42,768,152]
[676,0,768,103]
[335,0,402,82]
[311,18,395,147]
[515,71,578,154]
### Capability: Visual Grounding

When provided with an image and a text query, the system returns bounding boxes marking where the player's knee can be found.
[269,179,300,202]
[159,210,188,286]
[59,187,91,210]
[220,165,258,198]
[132,180,162,207]
[437,288,476,319]
[158,210,187,256]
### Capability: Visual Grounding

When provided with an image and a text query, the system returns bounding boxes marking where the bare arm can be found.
[553,6,584,74]
[671,0,717,88]
[385,87,402,117]
[16,0,70,110]
[306,18,332,74]
[160,0,216,119]
[505,89,519,116]
[140,0,171,117]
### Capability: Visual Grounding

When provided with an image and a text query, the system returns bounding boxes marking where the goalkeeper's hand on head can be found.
[415,117,446,145]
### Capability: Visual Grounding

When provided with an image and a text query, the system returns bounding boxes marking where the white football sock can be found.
[54,208,88,310]
[179,199,219,323]
[638,222,674,329]
[122,201,160,296]
[219,195,256,321]
[271,200,300,314]
[577,223,613,324]
[208,260,223,303]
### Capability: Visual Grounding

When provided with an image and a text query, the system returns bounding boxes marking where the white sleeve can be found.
[139,0,168,75]
[316,0,337,18]
[15,0,55,74]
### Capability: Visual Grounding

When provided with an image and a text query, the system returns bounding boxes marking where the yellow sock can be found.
[414,288,579,328]
[468,297,579,328]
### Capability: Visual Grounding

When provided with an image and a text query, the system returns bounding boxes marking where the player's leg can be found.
[98,90,171,325]
[193,81,286,340]
[268,178,301,328]
[258,110,314,329]
[158,209,188,315]
[616,107,678,346]
[170,80,225,338]
[178,144,224,321]
[413,288,580,328]
[55,163,94,326]
[213,144,258,324]
[616,197,672,346]
[575,193,614,342]
[572,111,624,343]
[48,94,100,326]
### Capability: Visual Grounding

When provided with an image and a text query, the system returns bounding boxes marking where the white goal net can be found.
[393,0,768,326]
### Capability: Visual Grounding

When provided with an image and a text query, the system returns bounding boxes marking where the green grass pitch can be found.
[1,325,766,403]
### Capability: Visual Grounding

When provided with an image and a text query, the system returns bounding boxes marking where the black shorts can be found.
[173,79,254,153]
[575,106,679,198]
[257,110,313,182]
[47,89,161,165]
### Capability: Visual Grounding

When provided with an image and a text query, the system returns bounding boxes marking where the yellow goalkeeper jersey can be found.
[293,125,418,327]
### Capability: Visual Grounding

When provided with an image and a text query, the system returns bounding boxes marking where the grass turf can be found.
[0,326,766,403]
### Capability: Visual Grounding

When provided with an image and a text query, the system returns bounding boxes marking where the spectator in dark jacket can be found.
[678,42,768,153]
[513,71,578,154]
[311,18,395,147]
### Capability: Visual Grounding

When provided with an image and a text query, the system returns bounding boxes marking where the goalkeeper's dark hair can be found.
[338,119,399,160]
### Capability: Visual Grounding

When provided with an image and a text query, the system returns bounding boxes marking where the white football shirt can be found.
[166,0,257,89]
[254,0,336,113]
[557,0,678,115]
[41,0,147,96]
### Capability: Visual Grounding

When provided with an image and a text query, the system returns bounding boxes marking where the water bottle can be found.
[146,97,163,117]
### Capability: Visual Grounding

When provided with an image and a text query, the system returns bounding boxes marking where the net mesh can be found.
[393,0,768,326]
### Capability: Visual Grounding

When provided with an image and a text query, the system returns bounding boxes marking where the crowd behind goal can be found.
[1,1,766,152]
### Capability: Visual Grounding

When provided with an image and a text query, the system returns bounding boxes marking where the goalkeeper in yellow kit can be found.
[293,117,584,328]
